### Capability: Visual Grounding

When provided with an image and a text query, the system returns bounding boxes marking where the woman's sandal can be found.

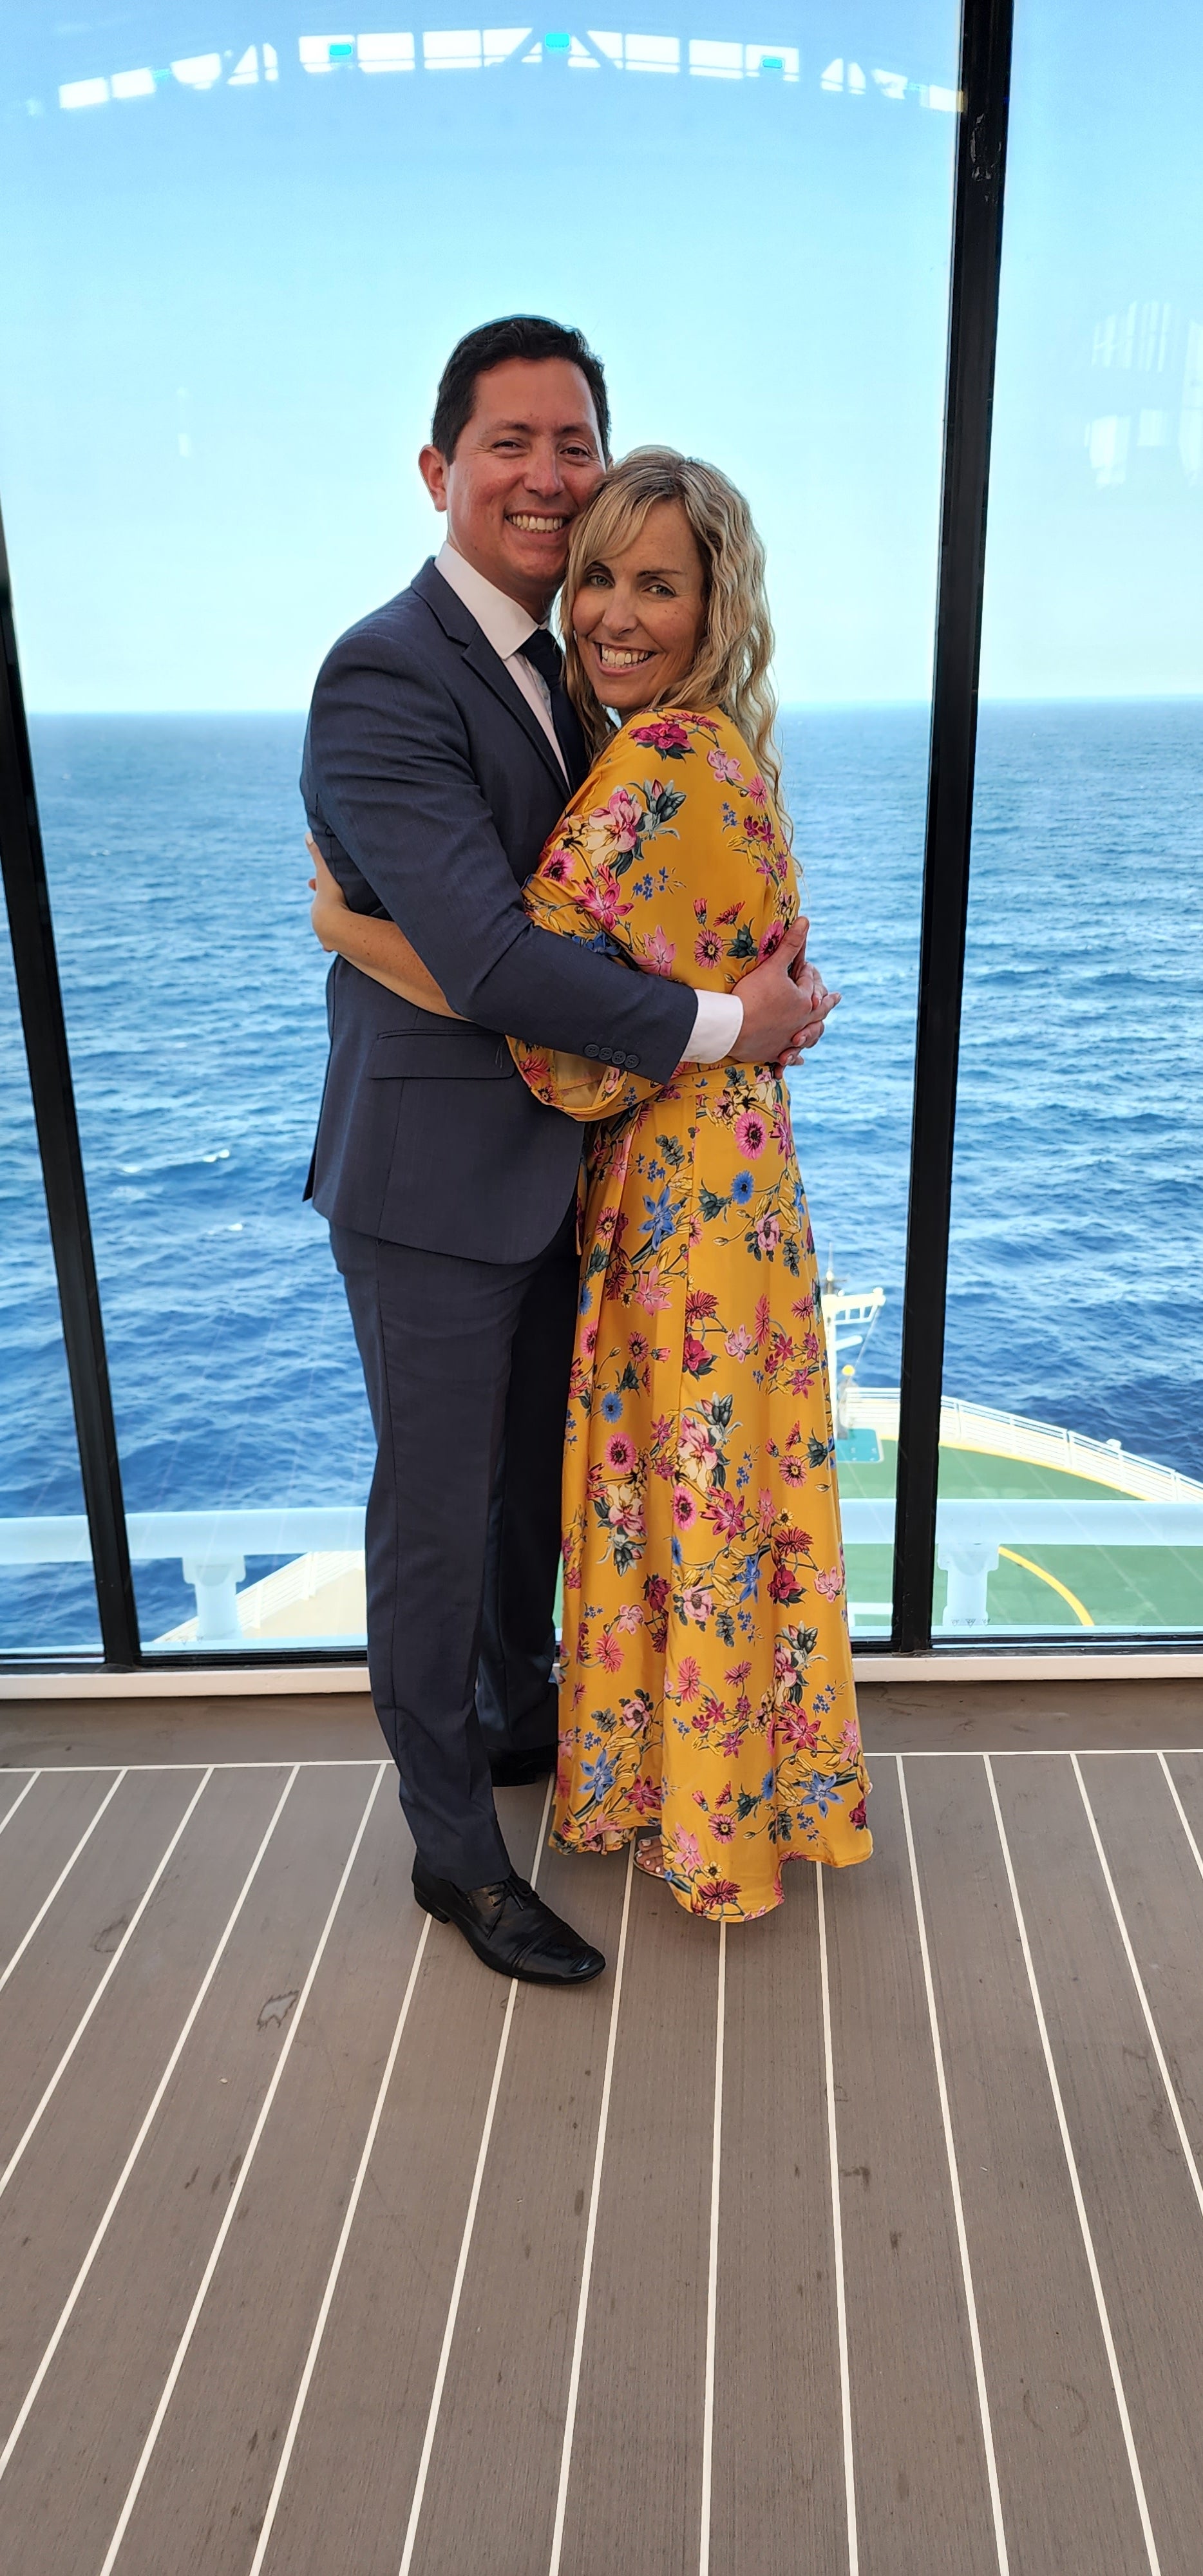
[634,1828,667,1880]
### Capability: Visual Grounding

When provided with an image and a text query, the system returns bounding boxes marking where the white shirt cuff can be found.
[683,989,744,1063]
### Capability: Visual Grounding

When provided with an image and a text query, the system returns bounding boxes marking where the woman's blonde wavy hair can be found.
[560,446,790,829]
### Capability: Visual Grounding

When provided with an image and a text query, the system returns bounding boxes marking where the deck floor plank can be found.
[547,1867,719,2576]
[0,1767,126,1972]
[708,1867,848,2576]
[905,1752,1152,2574]
[407,1835,632,2576]
[0,1765,375,2573]
[824,1759,999,2575]
[993,1753,1203,2576]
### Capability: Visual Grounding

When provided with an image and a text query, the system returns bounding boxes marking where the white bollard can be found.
[182,1555,246,1643]
[937,1539,999,1629]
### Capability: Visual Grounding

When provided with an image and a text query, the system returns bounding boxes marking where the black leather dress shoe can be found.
[412,1863,605,1985]
[488,1739,559,1786]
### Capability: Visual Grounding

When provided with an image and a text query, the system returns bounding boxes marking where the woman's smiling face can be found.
[570,498,708,715]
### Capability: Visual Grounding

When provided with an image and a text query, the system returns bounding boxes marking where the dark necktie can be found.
[518,626,588,790]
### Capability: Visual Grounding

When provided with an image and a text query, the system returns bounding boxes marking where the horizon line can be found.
[24,690,1203,719]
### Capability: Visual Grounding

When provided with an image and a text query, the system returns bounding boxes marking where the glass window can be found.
[3,0,960,1653]
[0,882,100,1654]
[937,0,1203,1639]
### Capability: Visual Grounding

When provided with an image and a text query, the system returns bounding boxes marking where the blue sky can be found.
[0,0,1198,708]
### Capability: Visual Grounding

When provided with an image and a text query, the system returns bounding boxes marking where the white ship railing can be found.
[844,1387,1203,1504]
[1,1495,1202,1643]
[0,1509,364,1643]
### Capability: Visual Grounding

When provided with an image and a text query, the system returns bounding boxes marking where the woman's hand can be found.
[307,835,350,953]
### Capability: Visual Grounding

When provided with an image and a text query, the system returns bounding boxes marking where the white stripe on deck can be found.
[896,1756,1010,2574]
[983,1754,1162,2576]
[816,1862,858,2576]
[0,1767,299,2487]
[697,1918,726,2576]
[95,1764,386,2576]
[1158,1749,1203,1884]
[0,1772,41,1837]
[0,1770,128,1995]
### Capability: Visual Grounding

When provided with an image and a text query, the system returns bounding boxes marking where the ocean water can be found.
[2,701,1200,1649]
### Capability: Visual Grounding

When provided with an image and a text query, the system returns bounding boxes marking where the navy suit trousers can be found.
[331,1198,578,1884]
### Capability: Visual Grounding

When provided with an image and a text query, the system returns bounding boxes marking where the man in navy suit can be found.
[302,317,828,1984]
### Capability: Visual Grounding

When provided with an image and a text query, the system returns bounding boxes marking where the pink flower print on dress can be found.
[630,717,690,755]
[753,1213,782,1255]
[673,1653,703,1701]
[604,1432,636,1472]
[703,1487,746,1540]
[813,1564,845,1603]
[707,746,744,784]
[641,925,677,975]
[725,1325,754,1359]
[694,927,723,966]
[598,784,642,851]
[540,849,574,884]
[582,864,634,933]
[734,1108,768,1159]
[673,1484,698,1530]
[636,1265,673,1314]
[746,773,768,804]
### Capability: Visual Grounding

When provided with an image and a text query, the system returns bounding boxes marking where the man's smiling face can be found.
[419,356,607,618]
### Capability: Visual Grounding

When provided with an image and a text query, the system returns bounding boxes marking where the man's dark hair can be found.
[430,316,611,462]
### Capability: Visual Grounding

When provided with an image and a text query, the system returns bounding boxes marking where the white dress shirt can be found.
[435,540,743,1064]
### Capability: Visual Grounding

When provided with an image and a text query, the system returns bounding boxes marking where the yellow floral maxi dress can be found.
[511,708,871,1922]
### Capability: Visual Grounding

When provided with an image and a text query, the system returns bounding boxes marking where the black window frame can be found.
[5,0,1192,1674]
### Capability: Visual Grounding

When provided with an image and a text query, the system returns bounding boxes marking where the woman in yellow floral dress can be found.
[310,449,871,1922]
[506,453,870,1919]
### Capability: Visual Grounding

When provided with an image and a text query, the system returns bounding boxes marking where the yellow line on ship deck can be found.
[998,1546,1094,1627]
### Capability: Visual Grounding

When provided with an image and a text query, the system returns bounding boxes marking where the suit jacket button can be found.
[584,1043,600,1059]
[626,1052,639,1070]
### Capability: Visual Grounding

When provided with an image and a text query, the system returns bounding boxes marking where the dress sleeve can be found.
[508,862,674,1123]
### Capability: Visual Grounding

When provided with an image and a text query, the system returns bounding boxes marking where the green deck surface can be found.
[841,1441,1203,1634]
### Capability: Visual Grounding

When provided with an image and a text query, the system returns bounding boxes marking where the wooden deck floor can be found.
[3,1685,1203,2575]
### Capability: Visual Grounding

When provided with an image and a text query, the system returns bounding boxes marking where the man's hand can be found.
[730,918,840,1068]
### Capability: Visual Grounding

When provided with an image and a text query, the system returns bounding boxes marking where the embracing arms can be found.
[305,627,826,1075]
[308,840,460,1018]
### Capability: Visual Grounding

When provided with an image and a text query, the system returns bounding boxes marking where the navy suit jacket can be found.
[301,559,696,1263]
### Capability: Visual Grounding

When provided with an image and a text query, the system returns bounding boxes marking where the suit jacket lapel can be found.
[413,558,572,797]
